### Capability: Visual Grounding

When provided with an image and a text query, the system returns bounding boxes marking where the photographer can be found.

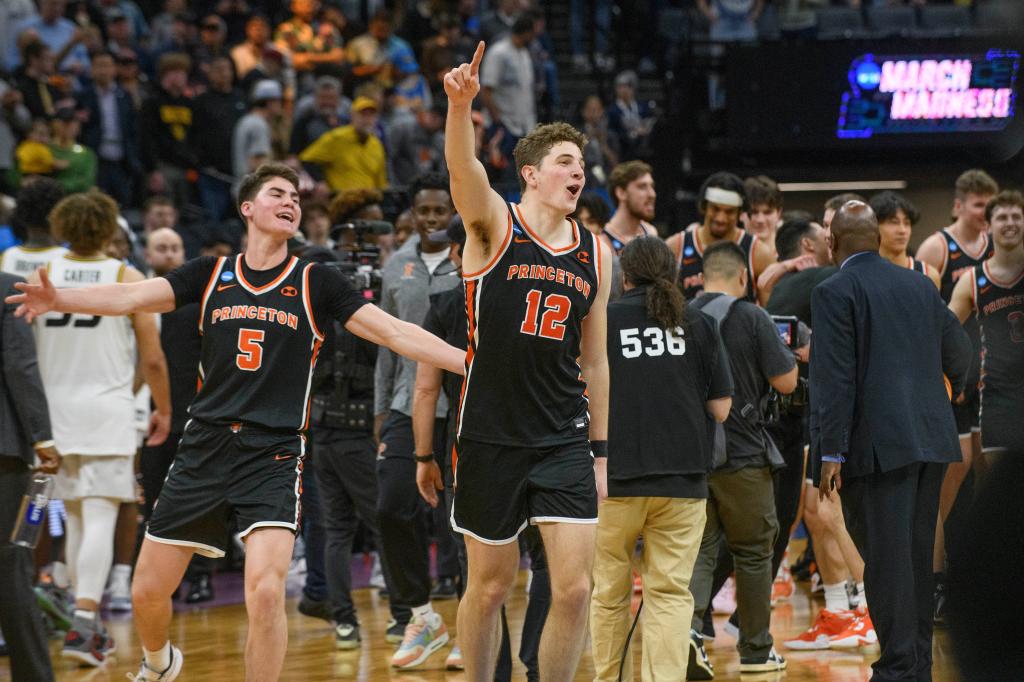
[590,237,733,682]
[373,172,462,668]
[688,242,798,678]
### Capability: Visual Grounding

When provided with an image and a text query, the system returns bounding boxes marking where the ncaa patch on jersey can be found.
[978,276,988,286]
[220,271,235,282]
[684,246,695,257]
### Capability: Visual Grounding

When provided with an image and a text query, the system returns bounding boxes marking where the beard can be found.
[627,198,655,223]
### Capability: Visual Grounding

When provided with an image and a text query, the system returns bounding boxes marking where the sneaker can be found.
[107,568,133,612]
[334,622,360,650]
[829,610,877,649]
[431,576,458,600]
[35,584,73,631]
[739,646,787,673]
[368,552,386,589]
[784,609,854,650]
[771,572,795,606]
[687,629,714,680]
[184,574,214,604]
[62,616,115,667]
[712,576,736,615]
[298,595,332,623]
[810,570,824,594]
[445,643,464,670]
[130,644,183,681]
[385,619,406,644]
[390,614,449,669]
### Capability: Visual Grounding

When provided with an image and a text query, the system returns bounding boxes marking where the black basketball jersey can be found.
[457,204,601,447]
[939,229,993,387]
[191,255,324,431]
[909,257,927,275]
[676,225,758,301]
[972,262,1024,400]
[601,222,655,255]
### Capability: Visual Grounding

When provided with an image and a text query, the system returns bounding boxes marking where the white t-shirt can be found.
[420,248,449,274]
[480,37,536,137]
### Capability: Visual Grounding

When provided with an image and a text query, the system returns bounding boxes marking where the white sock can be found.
[823,582,850,613]
[411,603,435,622]
[73,609,96,622]
[111,563,132,579]
[144,641,172,672]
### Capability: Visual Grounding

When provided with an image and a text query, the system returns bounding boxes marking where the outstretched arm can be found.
[345,304,465,376]
[7,267,176,322]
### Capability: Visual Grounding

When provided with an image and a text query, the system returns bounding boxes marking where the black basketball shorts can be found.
[146,420,305,558]
[450,438,597,545]
[953,382,981,437]
[980,390,1024,454]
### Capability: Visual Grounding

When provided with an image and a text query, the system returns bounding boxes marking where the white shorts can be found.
[54,454,135,502]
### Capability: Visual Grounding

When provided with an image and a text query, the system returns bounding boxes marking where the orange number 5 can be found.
[237,328,265,371]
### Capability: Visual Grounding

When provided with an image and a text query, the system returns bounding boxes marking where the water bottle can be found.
[10,474,55,549]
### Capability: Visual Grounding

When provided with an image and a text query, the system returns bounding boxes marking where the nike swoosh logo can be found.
[217,284,237,292]
[274,454,294,461]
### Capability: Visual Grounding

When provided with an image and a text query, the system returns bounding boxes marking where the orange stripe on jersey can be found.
[301,338,324,431]
[302,264,324,339]
[456,279,478,434]
[199,256,225,334]
[464,214,513,279]
[514,203,580,253]
[970,267,978,311]
[593,224,603,293]
[235,254,298,293]
[450,443,458,481]
[983,260,1024,288]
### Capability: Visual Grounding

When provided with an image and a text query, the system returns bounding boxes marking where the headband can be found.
[704,187,743,208]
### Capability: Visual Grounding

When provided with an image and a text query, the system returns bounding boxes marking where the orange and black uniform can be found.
[971,263,1024,452]
[452,204,601,544]
[146,254,365,557]
[675,225,759,301]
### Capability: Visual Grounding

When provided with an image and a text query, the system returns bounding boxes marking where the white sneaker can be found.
[368,552,385,589]
[107,565,132,612]
[129,645,183,681]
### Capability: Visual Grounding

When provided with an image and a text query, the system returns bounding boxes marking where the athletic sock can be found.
[111,563,132,579]
[73,609,96,623]
[823,582,850,613]
[144,641,172,672]
[411,603,436,623]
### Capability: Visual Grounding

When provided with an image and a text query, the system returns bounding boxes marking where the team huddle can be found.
[5,40,1023,682]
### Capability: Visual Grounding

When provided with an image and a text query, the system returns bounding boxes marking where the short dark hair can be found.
[236,163,300,218]
[21,41,47,64]
[744,175,782,210]
[985,189,1024,223]
[512,14,535,35]
[824,192,866,214]
[12,178,65,239]
[573,192,610,228]
[702,241,747,281]
[955,169,998,200]
[157,52,191,78]
[609,161,653,199]
[512,122,587,193]
[869,191,920,225]
[698,171,747,213]
[775,210,818,261]
[407,172,452,206]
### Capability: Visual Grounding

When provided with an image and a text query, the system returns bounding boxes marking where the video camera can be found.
[770,315,810,413]
[327,219,393,304]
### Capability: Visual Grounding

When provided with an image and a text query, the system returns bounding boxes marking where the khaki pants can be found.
[590,496,707,681]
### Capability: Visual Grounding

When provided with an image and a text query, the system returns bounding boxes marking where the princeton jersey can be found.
[191,255,324,431]
[938,229,993,389]
[972,263,1024,402]
[675,226,758,301]
[909,257,928,275]
[0,245,68,278]
[35,255,136,455]
[601,222,655,254]
[457,204,601,447]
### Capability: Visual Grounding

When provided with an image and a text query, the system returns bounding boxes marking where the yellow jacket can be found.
[299,125,387,191]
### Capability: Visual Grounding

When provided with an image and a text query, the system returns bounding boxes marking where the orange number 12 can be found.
[520,290,571,341]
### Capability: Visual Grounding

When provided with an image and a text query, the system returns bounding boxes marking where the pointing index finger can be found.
[469,41,485,77]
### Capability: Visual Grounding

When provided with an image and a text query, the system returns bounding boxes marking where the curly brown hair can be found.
[328,188,384,223]
[50,191,119,255]
[512,122,588,193]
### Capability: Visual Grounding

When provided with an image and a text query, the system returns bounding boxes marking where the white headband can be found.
[704,187,743,208]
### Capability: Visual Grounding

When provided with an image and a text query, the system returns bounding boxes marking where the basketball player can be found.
[601,160,657,254]
[8,163,466,682]
[443,43,612,681]
[948,190,1024,459]
[743,175,783,254]
[0,178,67,277]
[665,171,774,303]
[916,169,997,621]
[29,191,172,667]
[869,191,940,289]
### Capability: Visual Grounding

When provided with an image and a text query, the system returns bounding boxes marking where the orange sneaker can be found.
[783,609,854,650]
[771,573,795,606]
[829,609,878,649]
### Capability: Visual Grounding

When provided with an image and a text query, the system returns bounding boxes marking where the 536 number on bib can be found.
[619,327,685,358]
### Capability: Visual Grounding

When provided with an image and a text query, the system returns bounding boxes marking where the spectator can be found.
[289,75,349,156]
[192,15,230,87]
[192,56,246,222]
[14,41,61,119]
[49,106,96,194]
[140,195,178,237]
[1,0,38,74]
[6,0,90,75]
[0,82,32,192]
[275,0,345,91]
[232,79,282,181]
[390,46,433,123]
[78,50,142,207]
[151,10,195,60]
[607,70,655,161]
[698,0,764,42]
[420,13,475,89]
[113,49,145,111]
[140,52,197,210]
[480,0,522,43]
[149,0,187,49]
[300,200,331,247]
[94,0,148,45]
[327,187,386,254]
[386,101,446,187]
[216,0,253,46]
[101,6,149,70]
[237,45,291,104]
[479,14,536,176]
[231,15,273,80]
[578,95,619,190]
[569,0,612,73]
[300,96,387,192]
[16,118,69,180]
[401,0,439,52]
[347,10,412,90]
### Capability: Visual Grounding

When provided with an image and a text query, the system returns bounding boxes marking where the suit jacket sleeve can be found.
[940,304,972,397]
[810,282,856,461]
[2,277,52,447]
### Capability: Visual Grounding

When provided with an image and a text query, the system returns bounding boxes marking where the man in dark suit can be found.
[0,272,61,682]
[810,202,972,681]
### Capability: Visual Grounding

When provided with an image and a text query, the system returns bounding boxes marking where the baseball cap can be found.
[351,96,379,113]
[251,79,283,102]
[427,215,466,249]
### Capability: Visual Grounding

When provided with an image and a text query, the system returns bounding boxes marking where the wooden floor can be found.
[5,571,962,681]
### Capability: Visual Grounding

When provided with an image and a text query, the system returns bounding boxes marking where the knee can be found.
[552,575,593,614]
[246,577,285,620]
[132,573,171,608]
[469,577,514,613]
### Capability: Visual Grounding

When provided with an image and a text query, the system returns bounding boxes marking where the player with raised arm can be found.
[7,163,465,682]
[443,43,612,682]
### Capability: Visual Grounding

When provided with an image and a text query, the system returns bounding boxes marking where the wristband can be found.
[33,440,55,450]
[590,440,608,459]
[414,453,434,463]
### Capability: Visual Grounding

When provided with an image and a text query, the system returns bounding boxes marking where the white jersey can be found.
[0,245,69,278]
[35,255,136,455]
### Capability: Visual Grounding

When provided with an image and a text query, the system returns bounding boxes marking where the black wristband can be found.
[590,440,608,458]
[414,453,434,463]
